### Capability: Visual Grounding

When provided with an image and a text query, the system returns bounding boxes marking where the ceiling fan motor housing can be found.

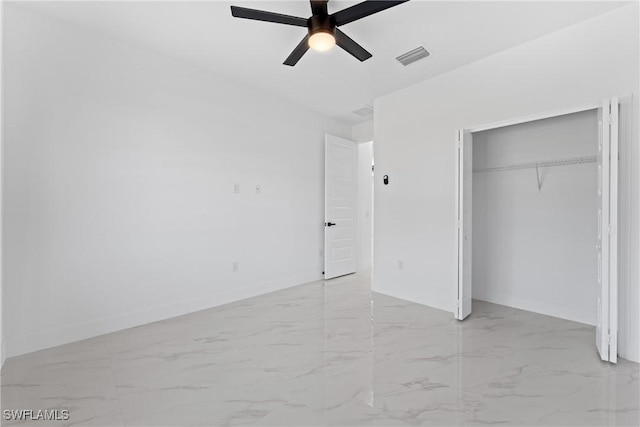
[308,14,336,37]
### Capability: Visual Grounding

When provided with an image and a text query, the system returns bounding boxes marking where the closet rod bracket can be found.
[536,165,542,192]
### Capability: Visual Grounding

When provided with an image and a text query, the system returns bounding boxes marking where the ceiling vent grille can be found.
[396,46,430,66]
[352,105,374,117]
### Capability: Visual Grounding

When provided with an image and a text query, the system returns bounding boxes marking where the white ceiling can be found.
[17,0,629,124]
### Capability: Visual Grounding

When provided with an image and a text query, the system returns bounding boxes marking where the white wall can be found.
[352,120,374,143]
[472,110,598,325]
[357,142,373,271]
[373,4,639,362]
[2,5,351,358]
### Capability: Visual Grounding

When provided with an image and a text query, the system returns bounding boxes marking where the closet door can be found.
[596,98,618,363]
[456,130,472,320]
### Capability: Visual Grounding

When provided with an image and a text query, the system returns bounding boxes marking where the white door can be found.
[596,98,619,363]
[324,134,357,279]
[455,130,473,320]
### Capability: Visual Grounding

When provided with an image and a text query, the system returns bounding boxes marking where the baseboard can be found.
[473,291,596,326]
[372,287,453,314]
[357,262,372,272]
[1,341,6,370]
[8,273,321,358]
[620,338,640,363]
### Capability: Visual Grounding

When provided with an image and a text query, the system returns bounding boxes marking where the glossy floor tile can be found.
[1,272,638,426]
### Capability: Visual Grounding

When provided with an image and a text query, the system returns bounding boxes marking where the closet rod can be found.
[473,155,597,174]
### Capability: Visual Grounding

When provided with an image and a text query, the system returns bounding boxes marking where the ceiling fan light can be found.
[308,31,336,52]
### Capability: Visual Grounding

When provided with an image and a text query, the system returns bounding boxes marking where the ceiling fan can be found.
[230,0,409,66]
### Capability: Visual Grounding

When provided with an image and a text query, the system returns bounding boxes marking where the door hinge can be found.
[608,224,616,235]
[607,333,616,347]
[607,114,617,126]
[456,220,461,229]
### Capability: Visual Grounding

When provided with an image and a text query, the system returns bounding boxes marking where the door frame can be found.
[455,98,620,363]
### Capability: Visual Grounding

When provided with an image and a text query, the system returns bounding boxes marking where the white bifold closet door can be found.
[455,130,472,320]
[324,134,357,280]
[596,98,619,363]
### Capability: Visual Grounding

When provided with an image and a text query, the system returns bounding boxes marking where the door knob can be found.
[325,222,336,227]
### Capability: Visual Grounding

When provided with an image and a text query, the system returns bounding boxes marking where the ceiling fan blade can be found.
[284,35,310,66]
[230,6,308,27]
[310,0,328,16]
[335,28,372,62]
[332,0,409,26]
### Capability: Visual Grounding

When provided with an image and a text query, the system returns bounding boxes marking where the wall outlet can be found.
[233,183,240,193]
[232,261,239,272]
[398,260,405,270]
[255,184,261,194]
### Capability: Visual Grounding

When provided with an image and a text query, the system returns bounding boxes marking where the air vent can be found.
[352,105,374,117]
[396,46,430,66]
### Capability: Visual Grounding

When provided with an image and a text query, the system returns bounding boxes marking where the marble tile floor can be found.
[1,272,638,426]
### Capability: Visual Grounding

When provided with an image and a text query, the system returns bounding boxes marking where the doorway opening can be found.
[357,141,374,272]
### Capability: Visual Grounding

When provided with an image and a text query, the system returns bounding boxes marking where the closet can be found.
[473,110,598,325]
[455,99,619,363]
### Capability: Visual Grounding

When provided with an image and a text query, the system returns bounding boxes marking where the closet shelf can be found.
[473,155,597,174]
